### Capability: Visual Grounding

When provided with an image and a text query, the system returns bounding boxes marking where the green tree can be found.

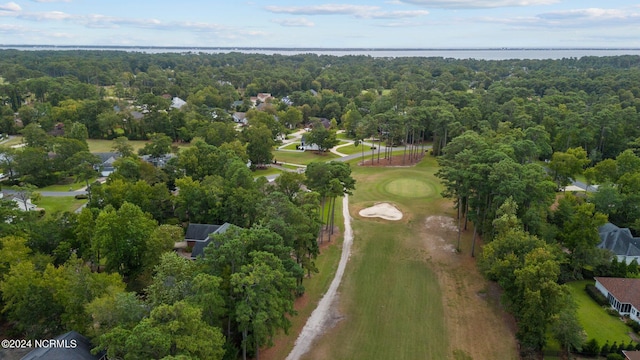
[242,124,274,167]
[138,132,173,159]
[231,251,296,360]
[305,122,339,152]
[93,202,158,278]
[112,136,134,157]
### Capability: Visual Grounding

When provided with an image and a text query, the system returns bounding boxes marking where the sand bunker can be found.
[359,202,403,221]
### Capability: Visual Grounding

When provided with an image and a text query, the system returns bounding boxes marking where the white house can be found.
[1,192,38,211]
[595,277,640,323]
[171,97,187,109]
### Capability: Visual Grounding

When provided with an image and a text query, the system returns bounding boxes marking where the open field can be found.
[303,156,518,360]
[38,196,86,215]
[566,280,634,345]
[272,149,339,165]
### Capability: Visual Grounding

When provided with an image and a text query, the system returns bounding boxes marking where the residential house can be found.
[2,192,38,211]
[250,93,272,107]
[140,153,176,168]
[233,112,248,125]
[180,222,233,259]
[595,277,640,323]
[20,330,106,360]
[598,222,640,265]
[94,152,120,177]
[171,97,187,109]
[299,135,320,151]
[281,96,293,106]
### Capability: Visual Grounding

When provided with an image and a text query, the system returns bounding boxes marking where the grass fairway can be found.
[304,156,518,360]
[566,280,633,345]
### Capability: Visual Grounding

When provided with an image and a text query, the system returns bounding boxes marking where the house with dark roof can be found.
[94,152,120,177]
[20,331,105,360]
[182,222,233,259]
[598,222,640,265]
[595,277,640,324]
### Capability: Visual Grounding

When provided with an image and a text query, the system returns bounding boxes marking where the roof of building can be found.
[188,222,234,258]
[185,224,222,241]
[20,331,104,360]
[623,350,640,360]
[595,277,640,310]
[598,222,640,257]
[171,97,187,109]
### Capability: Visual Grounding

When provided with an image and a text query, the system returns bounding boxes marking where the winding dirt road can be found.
[285,195,353,360]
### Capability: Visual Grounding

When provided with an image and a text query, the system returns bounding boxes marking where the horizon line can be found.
[2,45,640,51]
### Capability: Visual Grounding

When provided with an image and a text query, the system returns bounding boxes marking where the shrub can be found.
[601,342,611,356]
[626,318,640,333]
[585,284,610,306]
[607,354,624,360]
[606,307,620,317]
[582,338,600,356]
[74,193,89,199]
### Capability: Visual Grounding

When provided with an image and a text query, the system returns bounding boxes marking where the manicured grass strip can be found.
[280,142,301,150]
[37,196,86,215]
[566,280,633,345]
[252,167,282,177]
[38,179,96,192]
[272,149,338,166]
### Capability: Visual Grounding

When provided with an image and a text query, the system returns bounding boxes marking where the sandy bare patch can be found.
[358,202,403,221]
[420,214,518,359]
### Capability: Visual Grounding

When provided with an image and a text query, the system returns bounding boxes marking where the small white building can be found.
[595,277,640,323]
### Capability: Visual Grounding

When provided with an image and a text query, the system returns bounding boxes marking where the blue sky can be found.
[0,0,639,48]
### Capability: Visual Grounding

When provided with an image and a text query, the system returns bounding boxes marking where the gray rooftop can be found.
[598,222,640,257]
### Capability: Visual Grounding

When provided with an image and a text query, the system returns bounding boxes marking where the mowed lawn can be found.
[38,196,86,215]
[566,280,634,345]
[272,149,339,165]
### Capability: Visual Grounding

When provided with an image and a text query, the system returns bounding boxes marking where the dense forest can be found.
[2,50,640,358]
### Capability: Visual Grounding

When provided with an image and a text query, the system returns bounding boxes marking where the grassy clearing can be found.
[86,139,149,153]
[38,196,86,215]
[280,142,301,150]
[1,136,25,147]
[86,139,191,153]
[252,167,282,178]
[272,149,339,166]
[37,178,96,192]
[305,156,517,360]
[566,280,634,345]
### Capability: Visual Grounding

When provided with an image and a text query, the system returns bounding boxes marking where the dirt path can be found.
[285,195,353,360]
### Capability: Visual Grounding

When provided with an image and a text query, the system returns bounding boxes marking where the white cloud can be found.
[399,0,559,9]
[0,2,21,11]
[19,10,74,21]
[477,7,640,28]
[272,18,315,27]
[265,4,428,19]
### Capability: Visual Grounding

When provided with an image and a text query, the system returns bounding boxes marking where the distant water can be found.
[2,45,640,60]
